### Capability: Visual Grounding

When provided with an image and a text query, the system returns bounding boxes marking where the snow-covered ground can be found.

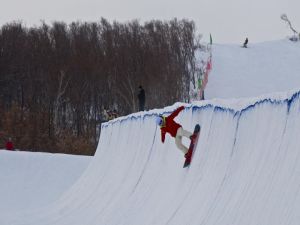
[1,39,300,225]
[206,39,300,99]
[0,151,91,214]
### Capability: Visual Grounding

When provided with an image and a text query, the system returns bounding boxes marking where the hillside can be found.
[206,39,300,99]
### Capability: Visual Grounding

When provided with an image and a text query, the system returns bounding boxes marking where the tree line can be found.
[0,18,198,155]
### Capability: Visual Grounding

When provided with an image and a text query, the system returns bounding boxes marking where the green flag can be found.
[210,33,213,45]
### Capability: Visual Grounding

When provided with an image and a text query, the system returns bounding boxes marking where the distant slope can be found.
[0,151,91,214]
[206,40,300,99]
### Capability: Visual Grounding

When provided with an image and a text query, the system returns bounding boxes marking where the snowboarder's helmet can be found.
[155,116,163,126]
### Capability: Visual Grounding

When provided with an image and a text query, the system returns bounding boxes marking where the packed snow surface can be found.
[0,151,91,214]
[206,39,300,99]
[1,40,300,225]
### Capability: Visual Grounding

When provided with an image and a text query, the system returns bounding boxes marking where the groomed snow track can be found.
[4,90,300,225]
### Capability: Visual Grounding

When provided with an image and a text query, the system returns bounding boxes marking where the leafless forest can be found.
[0,18,199,155]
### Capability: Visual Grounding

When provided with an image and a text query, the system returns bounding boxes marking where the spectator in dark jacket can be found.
[5,138,14,150]
[138,85,145,111]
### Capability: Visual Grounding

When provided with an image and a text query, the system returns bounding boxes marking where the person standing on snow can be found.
[156,106,195,157]
[243,38,248,48]
[5,137,14,151]
[138,85,145,111]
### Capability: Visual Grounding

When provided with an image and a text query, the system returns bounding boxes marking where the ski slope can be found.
[206,39,300,99]
[2,40,300,225]
[3,90,300,225]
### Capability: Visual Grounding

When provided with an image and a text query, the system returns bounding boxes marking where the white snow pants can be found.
[175,127,192,154]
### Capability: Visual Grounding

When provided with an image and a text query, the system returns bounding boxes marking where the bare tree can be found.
[281,14,299,40]
[0,19,198,155]
[53,70,70,135]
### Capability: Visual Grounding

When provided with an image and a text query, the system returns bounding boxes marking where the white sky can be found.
[0,0,299,43]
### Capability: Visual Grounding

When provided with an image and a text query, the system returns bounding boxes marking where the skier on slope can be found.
[243,38,248,48]
[156,106,196,158]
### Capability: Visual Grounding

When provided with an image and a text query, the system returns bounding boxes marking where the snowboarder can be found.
[243,38,248,48]
[156,106,195,157]
[5,137,14,151]
[138,86,145,111]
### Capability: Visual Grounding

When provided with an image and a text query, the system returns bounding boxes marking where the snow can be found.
[206,39,300,99]
[1,39,300,225]
[0,151,91,215]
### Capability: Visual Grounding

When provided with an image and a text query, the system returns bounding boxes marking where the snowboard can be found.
[183,124,201,168]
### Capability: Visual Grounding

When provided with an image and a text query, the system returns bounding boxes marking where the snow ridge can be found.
[4,88,300,225]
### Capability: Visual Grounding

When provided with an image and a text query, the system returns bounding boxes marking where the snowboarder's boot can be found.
[185,150,193,159]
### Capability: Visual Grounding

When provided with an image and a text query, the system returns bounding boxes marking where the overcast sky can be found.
[0,0,299,43]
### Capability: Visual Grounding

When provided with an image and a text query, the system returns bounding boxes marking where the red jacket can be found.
[160,106,184,143]
[5,141,14,150]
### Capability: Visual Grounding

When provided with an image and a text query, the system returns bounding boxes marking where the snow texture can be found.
[0,151,91,216]
[206,39,300,99]
[1,40,300,225]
